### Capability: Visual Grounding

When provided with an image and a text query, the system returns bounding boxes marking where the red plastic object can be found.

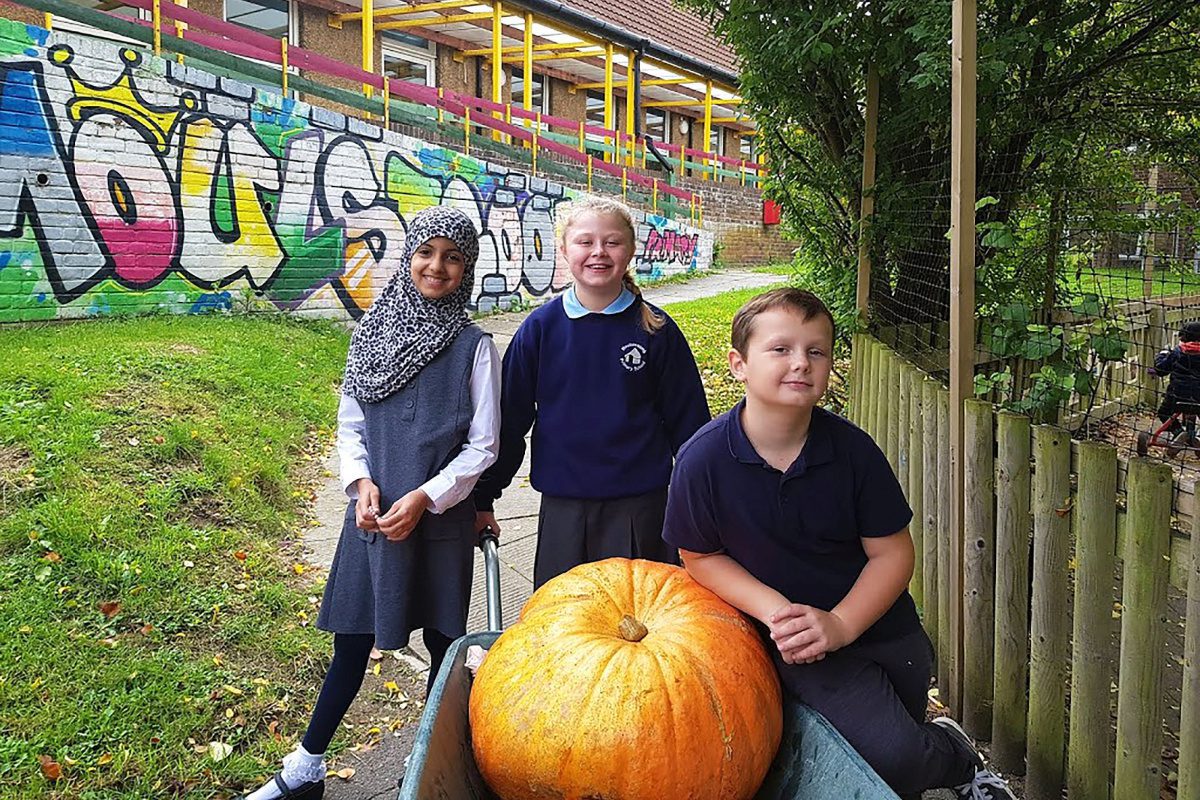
[763,200,782,225]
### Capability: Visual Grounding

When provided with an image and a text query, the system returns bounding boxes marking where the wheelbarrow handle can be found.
[478,527,502,632]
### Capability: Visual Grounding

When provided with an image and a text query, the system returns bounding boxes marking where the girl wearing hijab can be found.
[243,206,500,800]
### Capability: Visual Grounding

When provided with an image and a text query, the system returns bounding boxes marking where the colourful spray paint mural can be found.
[0,19,713,322]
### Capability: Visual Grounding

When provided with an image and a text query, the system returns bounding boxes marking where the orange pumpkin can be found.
[469,558,782,800]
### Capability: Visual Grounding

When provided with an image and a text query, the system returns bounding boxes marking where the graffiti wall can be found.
[0,19,713,322]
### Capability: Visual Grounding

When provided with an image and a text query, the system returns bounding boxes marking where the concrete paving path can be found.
[302,267,794,798]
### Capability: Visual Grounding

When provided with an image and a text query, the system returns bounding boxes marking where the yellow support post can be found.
[491,1,503,142]
[652,180,658,213]
[621,167,627,199]
[701,79,713,181]
[437,88,444,124]
[382,76,390,128]
[690,194,696,224]
[377,11,490,29]
[624,49,635,168]
[522,12,534,113]
[361,0,373,98]
[43,12,51,30]
[587,155,593,192]
[281,37,288,95]
[505,103,512,145]
[603,42,614,163]
[152,0,161,56]
[532,123,539,176]
[174,0,188,64]
[578,120,586,154]
[464,106,471,155]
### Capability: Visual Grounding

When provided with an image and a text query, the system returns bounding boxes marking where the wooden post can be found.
[908,367,925,611]
[867,340,883,442]
[1067,442,1118,800]
[937,385,955,710]
[1141,305,1166,409]
[948,0,978,717]
[1179,494,1200,800]
[992,411,1031,774]
[856,64,879,323]
[849,333,862,426]
[897,361,911,499]
[1114,458,1172,800]
[962,398,995,737]
[886,351,900,475]
[1027,425,1071,800]
[922,378,941,648]
[1142,164,1159,300]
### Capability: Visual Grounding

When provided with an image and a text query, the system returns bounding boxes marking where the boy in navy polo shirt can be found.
[662,288,1014,800]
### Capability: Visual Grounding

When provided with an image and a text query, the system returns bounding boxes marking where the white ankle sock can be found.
[244,746,326,800]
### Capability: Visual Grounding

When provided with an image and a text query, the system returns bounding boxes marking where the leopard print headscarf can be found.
[342,206,480,403]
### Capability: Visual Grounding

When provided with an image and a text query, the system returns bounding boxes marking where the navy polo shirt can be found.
[662,401,919,643]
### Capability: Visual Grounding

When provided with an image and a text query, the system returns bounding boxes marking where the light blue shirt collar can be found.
[562,286,636,319]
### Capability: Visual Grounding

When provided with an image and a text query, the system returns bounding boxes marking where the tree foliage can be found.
[679,0,1200,323]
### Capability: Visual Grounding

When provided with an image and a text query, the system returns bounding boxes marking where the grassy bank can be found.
[0,316,350,798]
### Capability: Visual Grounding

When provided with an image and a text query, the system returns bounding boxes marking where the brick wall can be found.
[0,18,714,322]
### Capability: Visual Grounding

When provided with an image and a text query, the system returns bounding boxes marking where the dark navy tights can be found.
[301,630,454,755]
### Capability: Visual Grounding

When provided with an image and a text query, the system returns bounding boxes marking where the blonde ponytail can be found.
[559,196,663,334]
[622,269,665,334]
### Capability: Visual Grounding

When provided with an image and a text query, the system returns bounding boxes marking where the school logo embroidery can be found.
[620,343,647,372]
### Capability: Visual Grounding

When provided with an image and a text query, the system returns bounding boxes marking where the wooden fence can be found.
[849,332,1200,800]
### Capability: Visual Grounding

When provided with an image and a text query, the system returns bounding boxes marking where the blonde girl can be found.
[474,197,709,587]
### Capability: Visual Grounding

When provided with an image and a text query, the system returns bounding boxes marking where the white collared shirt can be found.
[562,286,636,318]
[337,336,501,513]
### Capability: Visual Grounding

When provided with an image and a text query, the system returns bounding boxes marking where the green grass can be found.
[0,315,351,798]
[1064,265,1200,301]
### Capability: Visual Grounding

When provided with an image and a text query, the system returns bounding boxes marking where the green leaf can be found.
[1091,330,1128,361]
[974,374,994,395]
[1071,293,1102,316]
[975,196,1000,211]
[1023,329,1060,360]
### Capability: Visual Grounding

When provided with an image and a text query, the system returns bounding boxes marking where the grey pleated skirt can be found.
[316,501,475,650]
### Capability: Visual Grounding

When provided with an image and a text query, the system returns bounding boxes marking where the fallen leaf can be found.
[233,550,248,562]
[371,662,381,676]
[334,768,356,780]
[96,753,113,766]
[127,437,140,447]
[139,624,154,636]
[383,680,399,693]
[43,552,61,563]
[222,684,243,696]
[153,435,165,445]
[267,720,282,742]
[38,755,62,781]
[99,601,121,618]
[182,560,194,569]
[208,741,233,762]
[18,625,31,634]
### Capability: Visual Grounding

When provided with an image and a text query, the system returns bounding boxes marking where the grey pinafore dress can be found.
[317,325,486,649]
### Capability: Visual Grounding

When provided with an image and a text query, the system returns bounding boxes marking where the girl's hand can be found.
[377,489,431,541]
[355,479,381,531]
[475,511,501,538]
[767,603,852,664]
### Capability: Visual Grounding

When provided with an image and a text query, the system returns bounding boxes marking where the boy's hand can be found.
[377,489,431,541]
[355,478,381,531]
[475,510,501,537]
[768,603,853,664]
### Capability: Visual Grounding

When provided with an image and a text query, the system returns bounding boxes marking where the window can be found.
[708,125,725,156]
[645,108,669,143]
[738,134,755,162]
[382,36,436,87]
[225,0,290,38]
[586,90,606,128]
[510,68,547,113]
[55,2,148,46]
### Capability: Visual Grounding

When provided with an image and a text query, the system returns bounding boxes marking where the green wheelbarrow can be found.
[398,532,899,800]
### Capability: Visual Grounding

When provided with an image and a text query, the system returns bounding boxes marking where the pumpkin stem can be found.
[618,614,648,642]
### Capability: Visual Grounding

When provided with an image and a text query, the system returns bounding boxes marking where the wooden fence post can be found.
[1114,458,1172,800]
[908,367,925,612]
[922,378,941,648]
[1067,441,1118,800]
[937,385,955,711]
[886,351,901,476]
[866,339,882,442]
[962,398,995,737]
[1180,496,1200,800]
[849,333,862,426]
[992,411,1031,774]
[1027,425,1071,800]
[897,361,911,495]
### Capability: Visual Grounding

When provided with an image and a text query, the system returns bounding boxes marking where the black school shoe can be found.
[931,717,1016,800]
[240,773,324,800]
